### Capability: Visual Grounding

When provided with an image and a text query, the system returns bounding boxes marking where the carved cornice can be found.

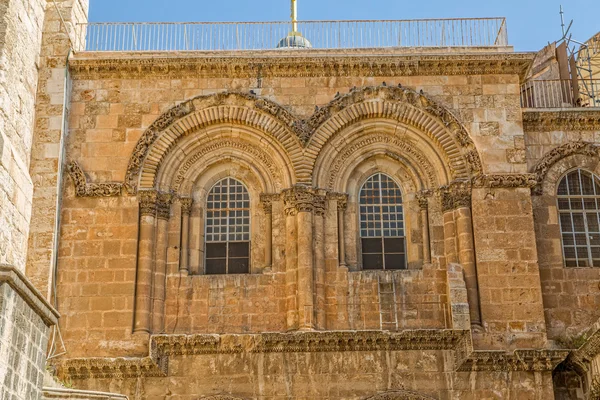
[259,193,280,214]
[69,53,534,80]
[327,192,349,211]
[472,173,538,189]
[180,198,193,215]
[457,349,570,372]
[440,181,471,212]
[66,161,123,197]
[156,192,174,220]
[532,141,600,195]
[363,391,437,400]
[523,110,600,132]
[57,329,569,380]
[138,190,158,216]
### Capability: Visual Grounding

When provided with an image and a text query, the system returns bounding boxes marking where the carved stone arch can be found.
[125,91,304,192]
[532,141,600,195]
[305,85,482,184]
[362,389,438,400]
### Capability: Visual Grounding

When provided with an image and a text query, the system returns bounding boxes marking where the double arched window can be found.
[558,169,600,268]
[205,178,250,274]
[359,173,407,270]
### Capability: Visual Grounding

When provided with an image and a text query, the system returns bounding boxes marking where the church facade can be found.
[1,1,600,399]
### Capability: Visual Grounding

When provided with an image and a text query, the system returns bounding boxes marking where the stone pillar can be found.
[179,198,193,274]
[336,196,348,267]
[260,194,279,269]
[314,193,327,330]
[134,190,157,334]
[283,196,299,330]
[441,182,482,329]
[152,192,173,333]
[418,195,432,264]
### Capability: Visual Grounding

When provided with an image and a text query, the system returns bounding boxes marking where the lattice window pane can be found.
[205,178,250,274]
[558,169,600,268]
[359,173,407,270]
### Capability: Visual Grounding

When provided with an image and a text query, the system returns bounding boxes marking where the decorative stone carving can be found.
[138,190,158,216]
[69,53,534,81]
[362,391,437,400]
[326,192,349,211]
[440,181,472,212]
[532,141,600,195]
[66,161,123,197]
[259,194,280,214]
[283,186,318,215]
[156,192,174,220]
[566,320,600,375]
[457,349,570,372]
[180,198,193,215]
[125,102,195,193]
[313,193,327,217]
[523,110,600,132]
[472,173,538,189]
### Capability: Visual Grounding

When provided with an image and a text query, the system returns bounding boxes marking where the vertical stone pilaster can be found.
[134,190,157,334]
[441,182,482,329]
[260,194,279,269]
[152,192,173,333]
[418,195,431,264]
[284,203,299,330]
[331,194,348,267]
[179,198,193,274]
[314,193,327,330]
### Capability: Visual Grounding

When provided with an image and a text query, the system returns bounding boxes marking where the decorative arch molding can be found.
[304,85,482,183]
[532,141,600,195]
[362,390,438,400]
[125,91,304,193]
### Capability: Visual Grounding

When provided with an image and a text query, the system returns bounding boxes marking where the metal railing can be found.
[76,18,508,52]
[520,79,600,108]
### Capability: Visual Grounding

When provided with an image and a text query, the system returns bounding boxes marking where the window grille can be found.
[205,178,250,274]
[558,169,600,268]
[359,173,406,270]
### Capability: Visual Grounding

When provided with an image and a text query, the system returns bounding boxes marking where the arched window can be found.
[359,173,406,270]
[558,169,600,268]
[205,178,250,274]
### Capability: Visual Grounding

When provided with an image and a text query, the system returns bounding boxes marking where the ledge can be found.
[57,329,569,379]
[42,387,128,399]
[0,264,59,326]
[68,51,534,80]
[523,109,600,132]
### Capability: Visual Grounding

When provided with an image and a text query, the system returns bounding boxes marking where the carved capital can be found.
[327,192,349,212]
[180,198,193,215]
[259,193,280,214]
[139,190,158,217]
[440,181,471,212]
[314,194,327,217]
[67,161,123,197]
[283,186,317,215]
[156,192,174,220]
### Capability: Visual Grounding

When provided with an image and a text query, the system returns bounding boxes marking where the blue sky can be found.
[89,0,599,51]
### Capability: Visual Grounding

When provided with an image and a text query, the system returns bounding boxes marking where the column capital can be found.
[327,192,348,211]
[156,192,175,220]
[440,181,471,212]
[260,193,280,214]
[417,190,433,210]
[283,186,316,215]
[139,190,158,216]
[180,197,193,215]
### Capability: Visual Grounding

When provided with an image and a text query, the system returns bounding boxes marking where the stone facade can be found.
[1,2,600,398]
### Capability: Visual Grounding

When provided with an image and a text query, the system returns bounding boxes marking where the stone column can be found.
[418,195,432,264]
[283,199,299,330]
[336,195,348,267]
[441,182,482,329]
[179,198,193,274]
[314,193,327,330]
[134,190,157,334]
[152,192,173,333]
[260,194,279,269]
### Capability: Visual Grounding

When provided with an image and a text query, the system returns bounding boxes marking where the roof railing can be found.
[75,18,508,52]
[520,79,600,109]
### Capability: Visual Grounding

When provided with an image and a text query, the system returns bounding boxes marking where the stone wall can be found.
[0,265,59,400]
[0,0,46,272]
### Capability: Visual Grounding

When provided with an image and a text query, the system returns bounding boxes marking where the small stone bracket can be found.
[67,161,123,197]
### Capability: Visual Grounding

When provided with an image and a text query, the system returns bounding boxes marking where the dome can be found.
[276,33,312,49]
